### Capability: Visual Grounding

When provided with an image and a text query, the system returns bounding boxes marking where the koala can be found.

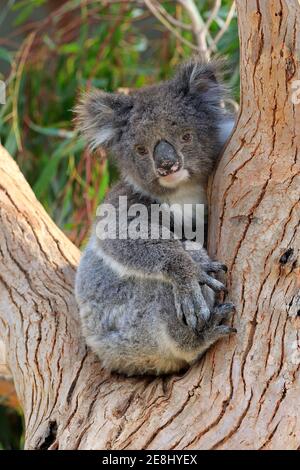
[75,58,236,376]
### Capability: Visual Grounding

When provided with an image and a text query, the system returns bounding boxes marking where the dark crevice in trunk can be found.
[37,421,58,450]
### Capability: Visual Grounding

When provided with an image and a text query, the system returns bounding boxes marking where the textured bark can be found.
[0,0,299,450]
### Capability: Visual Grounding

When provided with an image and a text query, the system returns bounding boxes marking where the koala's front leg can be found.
[99,236,227,331]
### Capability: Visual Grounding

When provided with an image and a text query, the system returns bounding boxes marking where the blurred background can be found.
[0,0,239,449]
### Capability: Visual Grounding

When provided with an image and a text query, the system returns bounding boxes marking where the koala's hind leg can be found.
[85,330,186,376]
[84,329,142,375]
[166,301,236,369]
[81,306,187,377]
[205,302,237,338]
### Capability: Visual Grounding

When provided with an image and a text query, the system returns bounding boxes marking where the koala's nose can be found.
[153,140,181,176]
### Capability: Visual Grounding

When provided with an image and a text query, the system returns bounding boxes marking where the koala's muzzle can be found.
[154,140,181,176]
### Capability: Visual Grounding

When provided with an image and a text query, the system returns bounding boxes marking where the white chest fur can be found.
[162,181,207,243]
[166,181,207,207]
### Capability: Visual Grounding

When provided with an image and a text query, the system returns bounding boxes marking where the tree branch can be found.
[178,0,211,58]
[144,0,200,52]
[208,1,236,53]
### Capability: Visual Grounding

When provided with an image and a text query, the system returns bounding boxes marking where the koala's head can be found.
[75,59,232,197]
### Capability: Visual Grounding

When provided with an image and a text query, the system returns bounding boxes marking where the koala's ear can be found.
[75,90,133,150]
[173,58,225,98]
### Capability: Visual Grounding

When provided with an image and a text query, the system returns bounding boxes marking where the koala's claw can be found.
[213,302,236,324]
[198,271,227,293]
[197,259,228,275]
[213,325,237,338]
[219,263,228,273]
[174,281,210,331]
[208,262,228,274]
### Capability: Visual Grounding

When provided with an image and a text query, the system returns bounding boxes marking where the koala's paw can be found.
[204,302,237,341]
[174,280,210,331]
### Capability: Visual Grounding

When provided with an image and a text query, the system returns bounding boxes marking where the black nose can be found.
[153,140,181,176]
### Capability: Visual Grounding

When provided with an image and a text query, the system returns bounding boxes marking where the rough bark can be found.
[0,0,299,450]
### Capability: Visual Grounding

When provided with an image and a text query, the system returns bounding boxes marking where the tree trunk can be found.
[0,0,299,450]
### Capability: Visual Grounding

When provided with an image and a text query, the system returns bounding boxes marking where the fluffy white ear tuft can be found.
[74,89,133,150]
[90,126,116,150]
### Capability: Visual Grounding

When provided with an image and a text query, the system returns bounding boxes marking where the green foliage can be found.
[0,403,24,450]
[0,0,239,246]
[0,0,239,449]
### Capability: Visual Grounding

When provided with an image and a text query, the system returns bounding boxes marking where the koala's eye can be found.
[180,132,193,143]
[135,145,148,156]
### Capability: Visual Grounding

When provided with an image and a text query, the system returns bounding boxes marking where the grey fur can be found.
[75,58,236,376]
